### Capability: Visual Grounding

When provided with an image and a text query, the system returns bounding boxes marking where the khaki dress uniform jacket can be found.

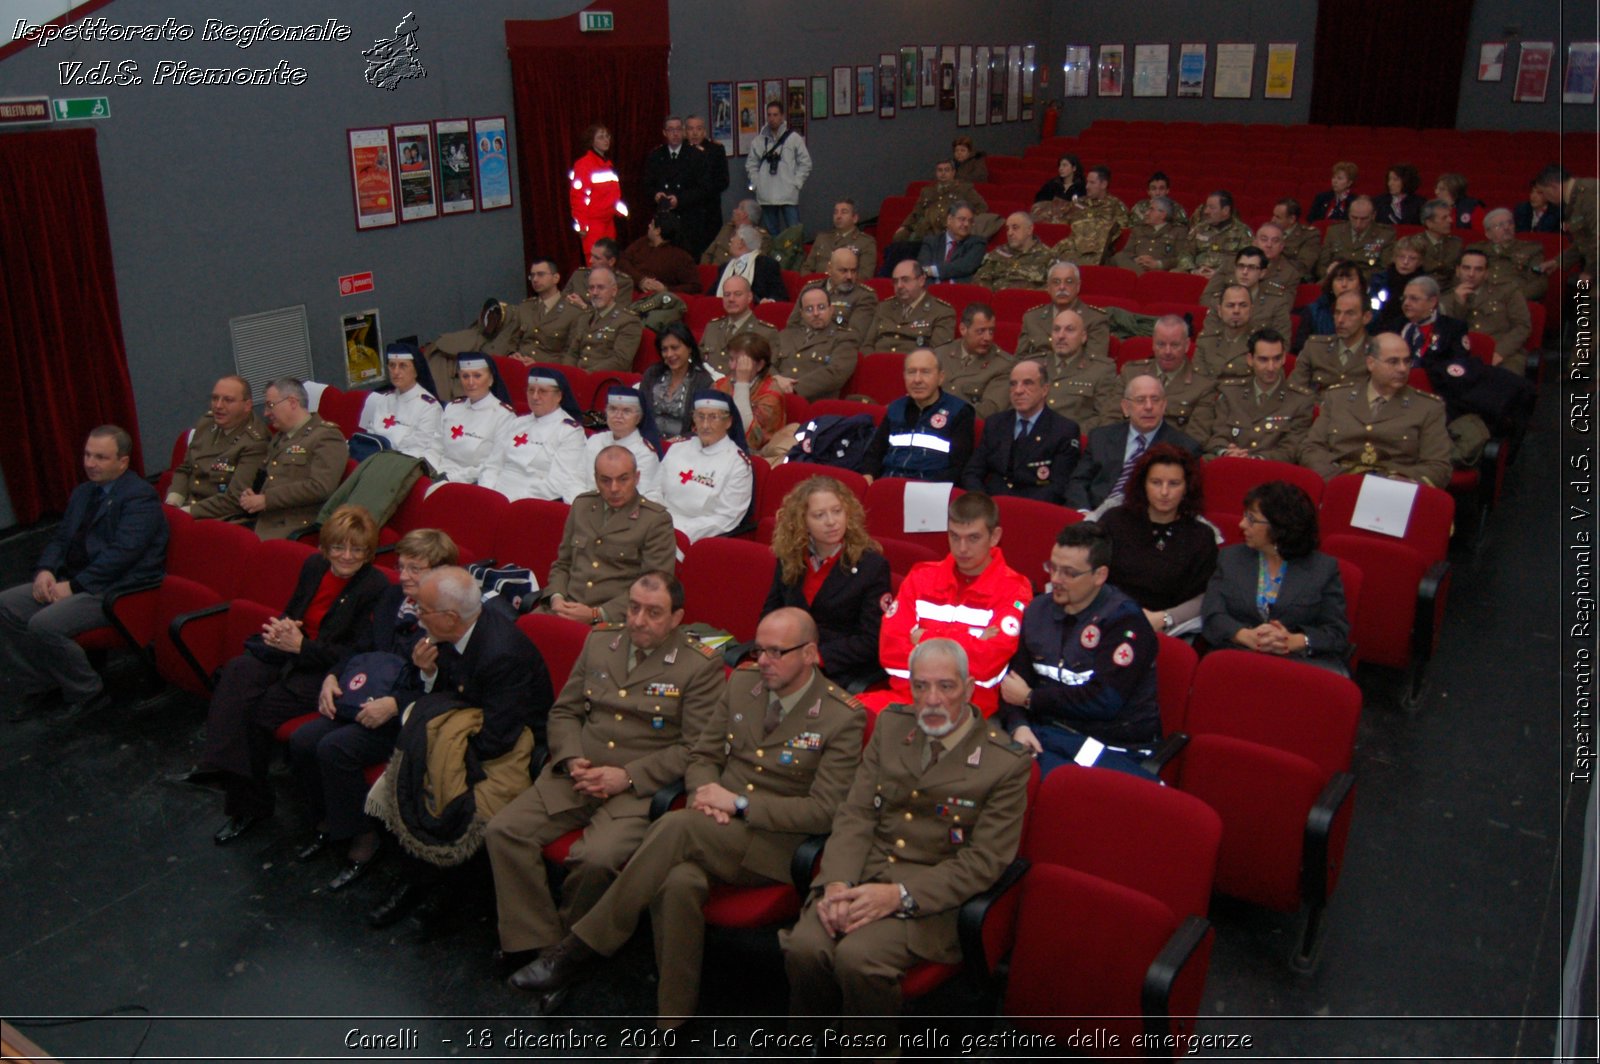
[253,414,348,540]
[1468,240,1548,301]
[862,293,957,354]
[1299,383,1451,488]
[933,341,1014,418]
[1039,349,1121,430]
[802,228,878,274]
[543,491,678,622]
[698,313,780,377]
[1203,378,1316,461]
[510,295,585,361]
[168,411,269,519]
[566,304,643,374]
[1290,334,1372,397]
[1016,299,1112,362]
[775,323,861,400]
[786,280,879,339]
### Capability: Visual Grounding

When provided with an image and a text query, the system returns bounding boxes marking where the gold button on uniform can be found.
[903,812,913,820]
[607,740,616,748]
[895,839,906,849]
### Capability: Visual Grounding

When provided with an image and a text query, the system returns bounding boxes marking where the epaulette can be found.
[594,621,625,631]
[1287,382,1313,396]
[986,727,1031,756]
[824,683,868,712]
[420,393,438,405]
[1307,333,1336,344]
[1218,377,1250,388]
[928,295,955,309]
[562,417,581,428]
[880,702,916,718]
[734,660,760,671]
[1410,387,1444,403]
[686,638,721,660]
[1081,301,1106,314]
[449,396,469,404]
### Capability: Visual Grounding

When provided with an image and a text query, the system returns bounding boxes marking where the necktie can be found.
[1403,323,1422,357]
[1014,416,1032,440]
[1112,433,1147,496]
[762,697,783,735]
[921,738,944,771]
[945,237,956,263]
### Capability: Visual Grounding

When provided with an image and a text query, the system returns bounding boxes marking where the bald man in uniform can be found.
[786,248,879,338]
[774,284,861,400]
[166,375,269,520]
[1203,328,1314,461]
[239,378,348,540]
[1038,308,1120,430]
[1109,196,1185,274]
[699,274,780,377]
[1193,284,1256,382]
[862,260,956,354]
[933,303,1013,418]
[566,267,643,374]
[1317,196,1396,280]
[1118,315,1217,438]
[971,212,1053,290]
[1300,332,1451,488]
[1016,261,1111,362]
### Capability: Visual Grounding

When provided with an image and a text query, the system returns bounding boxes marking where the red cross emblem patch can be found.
[451,425,465,439]
[679,469,695,484]
[513,434,528,447]
[383,415,397,428]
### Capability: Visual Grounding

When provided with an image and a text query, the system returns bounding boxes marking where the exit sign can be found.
[580,11,614,31]
[54,97,110,120]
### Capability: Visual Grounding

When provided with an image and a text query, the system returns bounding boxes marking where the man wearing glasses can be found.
[998,521,1160,779]
[509,608,865,1032]
[239,377,348,540]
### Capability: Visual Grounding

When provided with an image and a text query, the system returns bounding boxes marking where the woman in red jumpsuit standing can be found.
[569,124,629,258]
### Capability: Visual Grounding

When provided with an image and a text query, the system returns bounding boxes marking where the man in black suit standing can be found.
[641,115,707,254]
[0,425,167,715]
[684,114,729,258]
[1065,375,1200,514]
[962,358,1081,505]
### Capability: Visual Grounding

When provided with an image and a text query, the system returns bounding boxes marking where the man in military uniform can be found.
[1537,164,1599,284]
[427,298,519,401]
[542,447,678,625]
[917,201,987,284]
[892,159,988,243]
[1109,196,1184,274]
[700,199,771,267]
[1048,165,1129,266]
[1442,249,1532,374]
[1129,171,1187,227]
[973,212,1054,290]
[1017,261,1111,361]
[508,609,865,1026]
[699,274,779,376]
[774,284,861,400]
[1183,190,1253,276]
[1119,315,1217,437]
[1203,328,1314,461]
[1300,331,1451,488]
[961,358,1081,505]
[933,303,1012,417]
[1247,221,1307,289]
[1270,199,1323,282]
[781,638,1031,1048]
[1471,208,1548,301]
[239,378,349,540]
[860,349,974,483]
[511,258,585,364]
[1316,196,1396,280]
[1037,307,1120,430]
[1418,200,1465,286]
[801,198,878,275]
[487,571,725,968]
[786,248,878,338]
[1199,246,1293,337]
[1193,284,1256,381]
[165,375,269,520]
[862,260,956,354]
[1291,290,1373,397]
[564,239,637,308]
[565,267,643,374]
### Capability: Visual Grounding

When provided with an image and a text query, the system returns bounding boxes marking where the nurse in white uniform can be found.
[434,354,516,483]
[358,343,443,467]
[584,383,665,503]
[481,368,590,503]
[659,390,754,543]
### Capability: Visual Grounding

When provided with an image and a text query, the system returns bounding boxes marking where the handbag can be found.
[334,651,408,722]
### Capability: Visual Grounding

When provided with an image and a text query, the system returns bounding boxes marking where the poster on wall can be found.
[1132,44,1169,97]
[956,46,973,125]
[899,48,919,109]
[1097,45,1124,97]
[434,119,474,215]
[921,46,938,107]
[1178,43,1207,97]
[341,309,383,387]
[1062,45,1090,97]
[1563,42,1599,105]
[833,66,853,116]
[472,116,511,210]
[708,82,735,153]
[855,65,875,114]
[1265,43,1297,99]
[347,127,397,230]
[763,79,783,109]
[1478,42,1507,82]
[786,77,808,135]
[973,46,990,125]
[736,81,761,154]
[989,46,1007,122]
[1514,41,1554,103]
[940,45,958,111]
[392,122,438,222]
[1213,43,1256,99]
[878,53,897,118]
[1021,43,1036,120]
[1005,45,1022,120]
[811,74,829,121]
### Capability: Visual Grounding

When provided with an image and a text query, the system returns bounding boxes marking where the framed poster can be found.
[989,46,1006,122]
[899,47,918,109]
[1133,44,1168,97]
[1514,41,1554,103]
[472,115,511,210]
[763,78,783,109]
[1214,43,1256,99]
[708,82,735,153]
[785,76,808,136]
[1478,42,1507,82]
[1178,43,1207,97]
[939,46,957,111]
[347,127,397,230]
[341,309,383,387]
[1063,44,1090,97]
[973,46,990,125]
[810,74,829,120]
[855,65,875,114]
[1097,44,1124,96]
[392,121,438,222]
[1021,43,1036,120]
[736,81,761,155]
[1564,42,1599,105]
[434,119,474,215]
[956,46,973,126]
[1265,43,1297,99]
[832,65,853,116]
[921,45,938,107]
[878,53,896,118]
[1005,45,1022,121]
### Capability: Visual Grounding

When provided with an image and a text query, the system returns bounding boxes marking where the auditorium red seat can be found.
[410,482,508,564]
[1077,265,1137,301]
[843,352,907,404]
[863,477,966,555]
[808,399,886,425]
[516,612,590,691]
[992,496,1082,592]
[1136,271,1208,305]
[760,462,869,526]
[679,537,774,642]
[494,498,570,579]
[1204,456,1327,512]
[991,287,1051,322]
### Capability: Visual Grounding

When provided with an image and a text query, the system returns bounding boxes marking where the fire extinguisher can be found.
[1041,100,1059,139]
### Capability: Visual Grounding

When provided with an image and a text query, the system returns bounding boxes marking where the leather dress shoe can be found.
[213,814,262,846]
[508,934,597,993]
[493,947,540,978]
[368,881,423,928]
[295,833,331,861]
[64,690,110,715]
[327,847,383,892]
[166,767,227,790]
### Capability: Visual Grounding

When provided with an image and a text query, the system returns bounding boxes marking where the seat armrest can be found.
[1302,771,1356,909]
[649,779,687,821]
[1141,732,1189,776]
[1414,560,1450,662]
[168,601,234,693]
[957,855,1030,980]
[1141,915,1212,1038]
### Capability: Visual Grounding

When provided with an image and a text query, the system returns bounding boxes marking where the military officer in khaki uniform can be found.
[933,303,1013,418]
[781,638,1031,1047]
[1538,166,1599,280]
[1317,196,1396,279]
[565,267,643,374]
[510,258,585,363]
[894,160,988,242]
[1109,196,1185,274]
[426,298,520,401]
[1300,332,1451,488]
[239,378,348,540]
[1270,200,1323,282]
[543,446,678,625]
[487,571,725,962]
[1038,307,1120,430]
[1416,201,1465,286]
[1291,290,1373,397]
[1441,249,1532,375]
[1471,209,1548,301]
[1193,284,1257,381]
[801,199,878,275]
[785,248,879,338]
[1183,191,1254,275]
[1200,247,1294,338]
[166,375,269,520]
[973,212,1054,289]
[508,609,865,1024]
[1203,329,1314,461]
[1017,261,1112,362]
[700,199,772,267]
[863,260,956,354]
[775,285,861,400]
[1241,221,1306,289]
[1048,165,1129,266]
[563,239,637,307]
[1119,315,1217,438]
[699,274,780,376]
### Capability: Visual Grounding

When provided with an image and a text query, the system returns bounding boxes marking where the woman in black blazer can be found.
[1374,164,1423,226]
[197,506,392,845]
[762,475,891,691]
[1201,481,1350,675]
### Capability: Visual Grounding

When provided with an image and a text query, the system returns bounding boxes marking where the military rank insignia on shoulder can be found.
[594,621,626,631]
[929,295,954,308]
[1288,382,1313,396]
[688,639,721,660]
[734,660,761,671]
[1414,388,1443,402]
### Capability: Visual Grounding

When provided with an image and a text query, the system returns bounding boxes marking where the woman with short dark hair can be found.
[642,321,718,440]
[1100,444,1219,637]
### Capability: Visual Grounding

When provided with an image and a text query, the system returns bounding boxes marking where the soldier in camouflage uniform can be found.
[1047,165,1128,267]
[894,160,988,242]
[1182,190,1253,276]
[973,212,1055,290]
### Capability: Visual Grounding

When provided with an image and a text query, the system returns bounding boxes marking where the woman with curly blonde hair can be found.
[762,476,890,690]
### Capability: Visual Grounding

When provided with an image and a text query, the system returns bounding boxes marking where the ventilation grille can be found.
[230,305,313,400]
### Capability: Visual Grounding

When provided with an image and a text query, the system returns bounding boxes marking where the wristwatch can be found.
[897,882,918,915]
[733,795,750,818]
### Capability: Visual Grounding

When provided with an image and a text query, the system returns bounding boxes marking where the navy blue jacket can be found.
[36,471,167,596]
[917,232,988,284]
[1065,422,1200,510]
[961,406,1081,504]
[862,390,974,481]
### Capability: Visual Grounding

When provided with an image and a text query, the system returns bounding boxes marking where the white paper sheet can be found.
[1349,475,1418,538]
[902,481,954,534]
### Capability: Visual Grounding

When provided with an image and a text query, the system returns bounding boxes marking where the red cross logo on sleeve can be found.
[451,425,465,439]
[383,415,397,428]
[513,433,528,447]
[679,469,695,484]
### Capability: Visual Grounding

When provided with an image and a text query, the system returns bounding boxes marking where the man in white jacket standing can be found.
[745,101,812,236]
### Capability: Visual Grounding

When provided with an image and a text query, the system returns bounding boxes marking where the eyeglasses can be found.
[326,543,368,557]
[395,562,432,576]
[1043,563,1094,580]
[753,642,809,660]
[262,396,295,411]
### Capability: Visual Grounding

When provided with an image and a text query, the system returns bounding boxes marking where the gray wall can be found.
[1456,0,1598,131]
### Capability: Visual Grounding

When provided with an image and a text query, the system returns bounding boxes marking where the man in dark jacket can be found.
[962,358,1081,504]
[641,115,707,254]
[684,114,729,257]
[0,425,167,713]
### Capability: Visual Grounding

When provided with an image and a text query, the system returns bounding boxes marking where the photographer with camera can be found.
[745,101,812,237]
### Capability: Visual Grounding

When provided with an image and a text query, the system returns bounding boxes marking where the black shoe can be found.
[213,814,262,846]
[368,881,422,928]
[508,933,598,993]
[295,833,331,861]
[167,766,228,790]
[5,691,57,722]
[327,846,383,892]
[493,947,540,978]
[63,689,110,715]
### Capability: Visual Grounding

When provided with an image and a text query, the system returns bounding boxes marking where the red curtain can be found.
[507,41,669,279]
[1309,0,1476,128]
[0,128,142,524]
